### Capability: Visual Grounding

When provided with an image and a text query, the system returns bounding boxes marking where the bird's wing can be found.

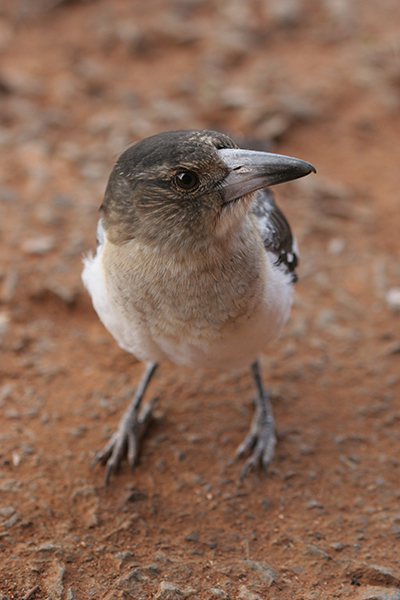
[252,189,298,282]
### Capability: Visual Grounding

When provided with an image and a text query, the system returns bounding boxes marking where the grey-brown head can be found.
[101,129,315,249]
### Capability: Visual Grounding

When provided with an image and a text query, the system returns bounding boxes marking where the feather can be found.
[253,189,298,283]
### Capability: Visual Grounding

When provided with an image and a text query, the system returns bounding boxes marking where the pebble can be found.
[218,560,277,587]
[36,541,62,553]
[115,564,161,587]
[348,564,400,587]
[2,512,18,528]
[154,581,197,599]
[304,544,331,560]
[263,0,305,27]
[0,506,15,518]
[219,86,255,110]
[43,280,78,307]
[386,288,400,312]
[0,311,10,338]
[237,586,261,600]
[45,562,65,600]
[83,505,99,529]
[256,114,291,141]
[0,66,42,95]
[0,269,18,302]
[328,237,346,255]
[244,560,278,586]
[322,0,355,30]
[153,17,201,46]
[0,479,20,492]
[330,541,344,551]
[306,499,324,510]
[0,186,17,202]
[208,587,231,599]
[354,587,400,600]
[21,235,55,255]
[385,341,400,356]
[316,309,337,329]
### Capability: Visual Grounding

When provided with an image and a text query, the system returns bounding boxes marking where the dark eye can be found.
[174,171,199,191]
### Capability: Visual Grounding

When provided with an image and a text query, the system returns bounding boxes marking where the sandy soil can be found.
[1,0,400,598]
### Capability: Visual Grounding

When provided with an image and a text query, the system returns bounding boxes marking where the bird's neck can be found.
[138,213,259,267]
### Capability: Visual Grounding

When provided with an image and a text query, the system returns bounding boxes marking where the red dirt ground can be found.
[1,1,400,598]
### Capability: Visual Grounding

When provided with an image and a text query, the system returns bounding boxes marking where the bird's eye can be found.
[174,171,199,191]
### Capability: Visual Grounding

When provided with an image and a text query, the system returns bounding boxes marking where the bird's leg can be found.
[235,358,276,479]
[92,361,158,485]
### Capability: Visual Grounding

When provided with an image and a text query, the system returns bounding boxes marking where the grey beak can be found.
[218,148,316,204]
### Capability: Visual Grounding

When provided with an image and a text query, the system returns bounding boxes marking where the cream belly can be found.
[82,238,293,371]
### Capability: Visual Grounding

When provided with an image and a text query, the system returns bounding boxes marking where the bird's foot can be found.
[235,391,276,480]
[92,396,158,485]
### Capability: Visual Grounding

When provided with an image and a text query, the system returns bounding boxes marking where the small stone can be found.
[322,0,355,30]
[154,581,197,599]
[328,237,346,255]
[116,564,161,586]
[256,113,291,141]
[330,541,344,551]
[208,587,231,599]
[0,506,15,518]
[263,0,304,27]
[219,86,254,109]
[0,311,10,337]
[245,561,278,586]
[386,288,400,312]
[260,498,271,511]
[0,269,18,302]
[385,341,400,355]
[84,506,99,528]
[115,551,136,565]
[354,587,400,600]
[2,513,18,528]
[0,186,17,202]
[348,564,400,587]
[219,560,277,587]
[238,585,261,600]
[36,541,62,554]
[304,544,331,560]
[0,480,19,492]
[22,235,55,255]
[316,309,337,329]
[306,499,324,510]
[45,562,65,600]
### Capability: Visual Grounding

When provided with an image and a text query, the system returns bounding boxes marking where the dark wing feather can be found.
[252,189,298,283]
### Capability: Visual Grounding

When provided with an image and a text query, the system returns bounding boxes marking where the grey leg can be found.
[235,358,276,479]
[92,361,158,485]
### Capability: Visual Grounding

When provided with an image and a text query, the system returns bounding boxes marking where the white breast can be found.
[82,235,293,371]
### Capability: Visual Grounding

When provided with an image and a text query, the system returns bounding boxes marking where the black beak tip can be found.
[288,159,316,182]
[300,160,316,176]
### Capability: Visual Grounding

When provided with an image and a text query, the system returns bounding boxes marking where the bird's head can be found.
[101,129,315,250]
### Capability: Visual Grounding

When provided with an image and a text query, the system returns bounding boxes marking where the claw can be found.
[235,359,277,479]
[91,362,158,484]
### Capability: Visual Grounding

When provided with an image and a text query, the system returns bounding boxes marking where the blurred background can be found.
[1,0,400,598]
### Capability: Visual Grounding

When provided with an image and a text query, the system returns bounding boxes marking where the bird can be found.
[82,129,315,485]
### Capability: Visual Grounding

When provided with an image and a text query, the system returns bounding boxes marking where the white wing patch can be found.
[253,189,299,282]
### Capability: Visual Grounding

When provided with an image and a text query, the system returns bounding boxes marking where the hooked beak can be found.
[218,148,316,205]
